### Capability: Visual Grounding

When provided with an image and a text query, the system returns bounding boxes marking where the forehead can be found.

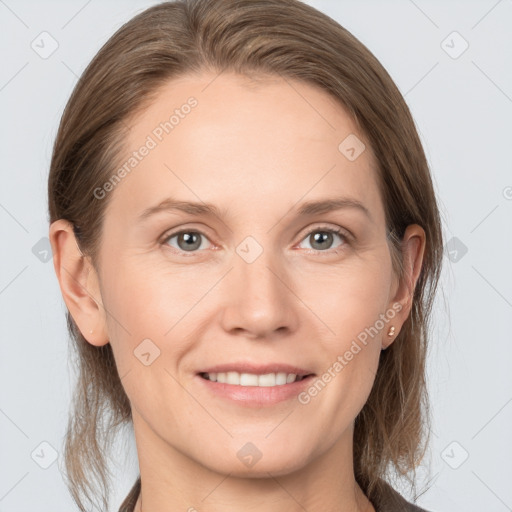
[106,71,384,227]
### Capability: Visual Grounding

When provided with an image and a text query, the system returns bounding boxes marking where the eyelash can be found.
[160,225,352,257]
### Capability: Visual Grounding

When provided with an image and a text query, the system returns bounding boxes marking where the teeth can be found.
[227,371,239,385]
[204,372,303,386]
[240,373,260,386]
[286,373,296,384]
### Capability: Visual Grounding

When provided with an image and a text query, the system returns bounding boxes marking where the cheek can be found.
[99,261,197,416]
[303,253,393,338]
[298,252,392,400]
[299,263,390,438]
[100,258,210,367]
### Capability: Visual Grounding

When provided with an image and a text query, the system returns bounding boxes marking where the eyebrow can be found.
[297,197,371,220]
[137,196,372,222]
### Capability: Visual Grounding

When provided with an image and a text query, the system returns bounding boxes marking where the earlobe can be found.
[383,224,426,349]
[49,219,109,347]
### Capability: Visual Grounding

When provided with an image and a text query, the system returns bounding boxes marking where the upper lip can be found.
[198,362,315,377]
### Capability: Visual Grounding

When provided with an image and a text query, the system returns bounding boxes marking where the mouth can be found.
[198,371,314,387]
[194,363,316,406]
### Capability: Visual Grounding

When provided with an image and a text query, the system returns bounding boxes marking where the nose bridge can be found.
[220,234,298,336]
[236,235,286,308]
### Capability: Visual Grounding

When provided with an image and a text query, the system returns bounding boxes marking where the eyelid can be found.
[294,224,352,254]
[296,223,353,243]
[160,223,215,243]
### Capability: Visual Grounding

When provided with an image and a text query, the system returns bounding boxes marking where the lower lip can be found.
[195,374,315,407]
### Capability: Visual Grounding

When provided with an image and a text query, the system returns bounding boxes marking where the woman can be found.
[48,0,443,511]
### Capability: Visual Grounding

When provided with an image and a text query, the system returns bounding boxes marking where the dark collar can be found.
[372,479,431,512]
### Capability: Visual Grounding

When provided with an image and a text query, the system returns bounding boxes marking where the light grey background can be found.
[1,0,511,511]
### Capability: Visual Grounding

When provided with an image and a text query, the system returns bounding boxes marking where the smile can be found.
[200,371,310,386]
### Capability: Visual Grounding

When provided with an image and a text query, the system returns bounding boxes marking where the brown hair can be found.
[48,0,444,510]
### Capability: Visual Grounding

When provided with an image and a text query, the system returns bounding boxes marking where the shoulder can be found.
[372,479,432,512]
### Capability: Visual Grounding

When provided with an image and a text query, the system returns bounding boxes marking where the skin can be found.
[50,71,425,512]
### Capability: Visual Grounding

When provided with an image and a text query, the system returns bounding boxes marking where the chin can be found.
[198,440,313,478]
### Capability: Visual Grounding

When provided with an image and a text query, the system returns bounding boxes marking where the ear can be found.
[49,219,109,347]
[382,224,426,349]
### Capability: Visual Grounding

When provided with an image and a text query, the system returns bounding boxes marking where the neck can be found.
[131,411,375,512]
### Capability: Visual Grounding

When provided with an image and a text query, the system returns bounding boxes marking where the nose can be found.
[218,246,300,339]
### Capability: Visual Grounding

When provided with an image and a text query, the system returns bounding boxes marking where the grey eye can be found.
[309,231,335,250]
[165,231,208,252]
[298,228,347,252]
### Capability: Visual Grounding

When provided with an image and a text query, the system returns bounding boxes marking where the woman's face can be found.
[76,72,422,476]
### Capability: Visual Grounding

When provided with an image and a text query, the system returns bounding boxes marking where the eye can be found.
[297,226,350,253]
[163,230,212,253]
[161,225,351,256]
